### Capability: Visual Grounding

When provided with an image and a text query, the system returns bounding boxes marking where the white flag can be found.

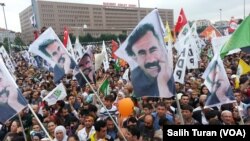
[0,46,16,74]
[174,47,188,84]
[74,36,84,62]
[102,41,109,72]
[43,83,67,106]
[115,9,175,98]
[202,54,236,108]
[0,58,27,123]
[66,35,76,61]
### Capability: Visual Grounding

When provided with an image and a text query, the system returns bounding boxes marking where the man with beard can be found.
[38,39,76,84]
[75,52,96,87]
[125,23,174,97]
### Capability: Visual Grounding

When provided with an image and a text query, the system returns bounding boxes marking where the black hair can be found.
[181,104,193,112]
[126,23,159,56]
[67,134,79,141]
[38,39,57,58]
[94,120,106,132]
[128,127,141,139]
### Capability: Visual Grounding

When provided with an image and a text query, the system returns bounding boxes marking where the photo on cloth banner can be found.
[115,9,175,98]
[202,55,236,108]
[29,27,76,84]
[74,46,96,87]
[0,58,28,123]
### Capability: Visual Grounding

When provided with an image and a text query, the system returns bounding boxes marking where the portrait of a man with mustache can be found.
[38,39,76,84]
[125,23,174,97]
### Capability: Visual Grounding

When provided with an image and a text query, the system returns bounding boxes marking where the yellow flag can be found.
[235,59,250,88]
[164,21,173,43]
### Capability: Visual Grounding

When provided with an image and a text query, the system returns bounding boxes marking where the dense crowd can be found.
[0,37,250,141]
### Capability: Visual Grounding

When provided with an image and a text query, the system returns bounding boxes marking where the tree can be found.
[3,38,9,53]
[14,36,25,46]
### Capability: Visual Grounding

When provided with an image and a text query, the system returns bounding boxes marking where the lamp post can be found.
[244,0,246,19]
[219,9,222,21]
[0,3,11,55]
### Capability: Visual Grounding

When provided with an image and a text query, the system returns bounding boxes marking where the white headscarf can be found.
[53,125,68,141]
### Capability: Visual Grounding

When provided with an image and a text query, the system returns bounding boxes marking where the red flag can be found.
[228,17,238,34]
[63,27,68,48]
[112,40,118,59]
[175,8,187,33]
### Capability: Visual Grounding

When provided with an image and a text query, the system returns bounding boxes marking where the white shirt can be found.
[78,126,95,141]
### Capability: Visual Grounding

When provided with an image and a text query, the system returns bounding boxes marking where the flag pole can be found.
[235,102,245,125]
[27,104,53,141]
[78,69,127,141]
[175,95,185,125]
[18,114,28,141]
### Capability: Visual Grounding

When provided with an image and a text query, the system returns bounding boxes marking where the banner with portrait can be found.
[115,9,175,98]
[202,54,236,108]
[0,58,28,123]
[29,27,77,84]
[74,46,95,87]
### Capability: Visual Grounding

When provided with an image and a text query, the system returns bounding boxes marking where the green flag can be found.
[220,16,250,58]
[100,79,109,96]
[114,59,121,72]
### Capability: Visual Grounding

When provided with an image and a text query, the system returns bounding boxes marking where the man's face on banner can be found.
[46,41,66,64]
[132,31,164,79]
[79,54,93,75]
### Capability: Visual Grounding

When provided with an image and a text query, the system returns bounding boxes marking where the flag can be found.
[114,58,121,72]
[30,14,37,28]
[220,16,250,58]
[63,27,68,48]
[99,79,110,96]
[75,46,95,87]
[43,83,67,106]
[228,17,238,34]
[66,35,76,61]
[115,9,175,98]
[0,46,16,74]
[112,40,119,59]
[202,54,236,108]
[28,27,77,84]
[199,25,222,41]
[164,21,173,43]
[0,58,28,123]
[235,59,250,88]
[74,36,84,62]
[95,52,105,71]
[102,41,109,72]
[175,8,187,33]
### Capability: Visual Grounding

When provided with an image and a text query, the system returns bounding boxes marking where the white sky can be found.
[0,0,250,32]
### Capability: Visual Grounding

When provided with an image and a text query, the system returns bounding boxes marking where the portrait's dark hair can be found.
[38,39,57,58]
[94,120,106,132]
[126,23,159,56]
[79,53,91,67]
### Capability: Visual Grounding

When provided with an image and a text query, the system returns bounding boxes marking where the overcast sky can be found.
[0,0,249,32]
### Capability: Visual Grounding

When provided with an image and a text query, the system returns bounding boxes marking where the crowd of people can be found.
[0,27,250,141]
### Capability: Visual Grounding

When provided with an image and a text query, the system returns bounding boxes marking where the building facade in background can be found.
[0,28,16,43]
[19,0,173,44]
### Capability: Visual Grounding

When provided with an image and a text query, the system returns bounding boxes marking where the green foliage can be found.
[14,36,25,46]
[3,38,9,53]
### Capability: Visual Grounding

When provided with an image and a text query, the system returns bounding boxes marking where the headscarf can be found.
[53,125,68,141]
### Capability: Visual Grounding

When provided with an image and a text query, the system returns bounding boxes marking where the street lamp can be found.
[244,0,246,19]
[219,9,222,21]
[0,3,11,55]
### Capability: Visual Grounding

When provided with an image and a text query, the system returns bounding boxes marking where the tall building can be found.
[19,0,173,44]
